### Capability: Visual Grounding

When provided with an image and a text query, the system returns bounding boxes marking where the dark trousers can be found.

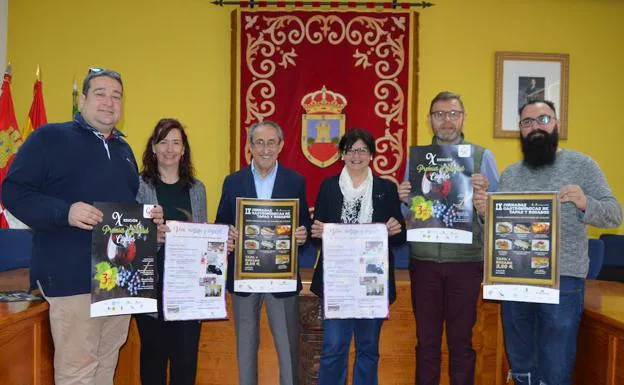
[134,314,202,385]
[502,276,585,385]
[409,259,483,385]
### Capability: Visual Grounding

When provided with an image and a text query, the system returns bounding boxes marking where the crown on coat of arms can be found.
[300,85,347,115]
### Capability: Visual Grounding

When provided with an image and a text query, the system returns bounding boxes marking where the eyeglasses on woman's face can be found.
[344,147,370,156]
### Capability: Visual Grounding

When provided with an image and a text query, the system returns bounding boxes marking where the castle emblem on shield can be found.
[300,86,347,168]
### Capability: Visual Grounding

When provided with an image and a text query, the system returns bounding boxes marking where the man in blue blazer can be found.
[216,120,311,385]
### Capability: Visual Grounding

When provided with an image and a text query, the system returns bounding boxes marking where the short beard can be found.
[521,127,559,169]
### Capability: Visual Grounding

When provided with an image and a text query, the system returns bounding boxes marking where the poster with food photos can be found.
[91,203,157,317]
[406,145,474,244]
[163,221,229,320]
[483,192,560,304]
[322,224,389,319]
[235,198,299,293]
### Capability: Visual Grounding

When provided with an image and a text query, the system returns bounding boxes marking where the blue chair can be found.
[0,229,34,272]
[600,234,624,267]
[587,239,604,279]
[597,234,624,282]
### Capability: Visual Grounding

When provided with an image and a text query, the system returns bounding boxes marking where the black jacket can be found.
[215,165,312,297]
[310,174,406,304]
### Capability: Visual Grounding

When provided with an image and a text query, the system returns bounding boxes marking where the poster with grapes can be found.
[483,192,560,304]
[90,203,158,317]
[406,144,474,244]
[235,198,299,293]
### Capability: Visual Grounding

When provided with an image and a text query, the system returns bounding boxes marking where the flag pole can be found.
[211,0,434,7]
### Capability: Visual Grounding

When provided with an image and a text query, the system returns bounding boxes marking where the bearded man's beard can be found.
[521,127,559,168]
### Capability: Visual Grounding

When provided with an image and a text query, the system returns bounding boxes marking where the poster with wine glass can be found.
[90,202,158,317]
[406,145,474,244]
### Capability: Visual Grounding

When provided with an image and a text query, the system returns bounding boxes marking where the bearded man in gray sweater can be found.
[474,100,622,385]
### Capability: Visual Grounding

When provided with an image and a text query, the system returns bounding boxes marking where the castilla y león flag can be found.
[0,66,23,228]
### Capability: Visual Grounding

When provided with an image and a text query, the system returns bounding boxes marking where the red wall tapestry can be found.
[233,9,418,206]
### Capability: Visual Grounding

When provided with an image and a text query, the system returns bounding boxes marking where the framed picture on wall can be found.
[494,52,569,139]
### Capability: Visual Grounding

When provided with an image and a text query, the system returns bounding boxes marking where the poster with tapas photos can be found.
[483,192,560,304]
[91,203,157,317]
[235,198,299,293]
[322,224,389,319]
[406,145,474,244]
[163,221,229,321]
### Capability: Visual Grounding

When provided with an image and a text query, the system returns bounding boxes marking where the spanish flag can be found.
[0,65,23,228]
[21,66,48,139]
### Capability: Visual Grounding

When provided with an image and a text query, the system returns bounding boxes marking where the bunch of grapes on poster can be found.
[90,202,157,317]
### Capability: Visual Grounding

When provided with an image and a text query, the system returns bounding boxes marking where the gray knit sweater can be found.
[498,149,622,278]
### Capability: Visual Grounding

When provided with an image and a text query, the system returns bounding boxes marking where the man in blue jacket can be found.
[216,120,311,385]
[2,68,163,385]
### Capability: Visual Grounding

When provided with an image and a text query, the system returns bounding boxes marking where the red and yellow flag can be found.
[21,67,48,139]
[0,65,23,228]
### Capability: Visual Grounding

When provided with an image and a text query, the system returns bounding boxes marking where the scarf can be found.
[339,166,373,224]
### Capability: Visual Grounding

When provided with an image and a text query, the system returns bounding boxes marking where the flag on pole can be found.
[21,66,48,139]
[0,64,23,228]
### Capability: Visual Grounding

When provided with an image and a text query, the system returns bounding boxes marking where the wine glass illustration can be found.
[106,234,136,266]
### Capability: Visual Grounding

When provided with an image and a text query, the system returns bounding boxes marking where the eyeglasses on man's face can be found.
[430,110,464,122]
[519,114,555,128]
[345,147,370,156]
[252,139,280,150]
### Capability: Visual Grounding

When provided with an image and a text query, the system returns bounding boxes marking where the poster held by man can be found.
[91,202,157,317]
[406,144,474,244]
[483,192,560,304]
[235,197,299,293]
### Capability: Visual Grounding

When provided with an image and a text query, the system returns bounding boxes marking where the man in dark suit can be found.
[216,120,311,385]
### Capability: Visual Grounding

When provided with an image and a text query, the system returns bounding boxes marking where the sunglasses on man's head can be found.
[87,67,122,79]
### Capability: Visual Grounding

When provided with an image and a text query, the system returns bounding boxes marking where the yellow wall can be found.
[417,0,624,237]
[7,0,624,234]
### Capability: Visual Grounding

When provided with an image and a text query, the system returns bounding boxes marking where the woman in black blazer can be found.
[310,128,406,385]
